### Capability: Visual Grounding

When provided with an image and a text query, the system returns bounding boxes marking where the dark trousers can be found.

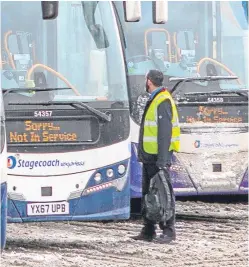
[141,163,175,231]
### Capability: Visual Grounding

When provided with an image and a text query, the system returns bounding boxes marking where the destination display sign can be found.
[179,105,248,123]
[6,120,93,144]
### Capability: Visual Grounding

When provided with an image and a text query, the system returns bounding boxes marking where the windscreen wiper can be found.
[169,76,238,94]
[8,101,112,122]
[2,87,71,97]
[184,89,248,99]
[52,101,111,122]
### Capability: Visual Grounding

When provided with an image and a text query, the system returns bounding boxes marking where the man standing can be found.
[132,70,180,243]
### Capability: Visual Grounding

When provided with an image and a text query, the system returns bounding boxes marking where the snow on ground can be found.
[1,201,248,267]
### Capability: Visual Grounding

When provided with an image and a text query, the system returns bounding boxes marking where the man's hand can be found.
[157,164,171,171]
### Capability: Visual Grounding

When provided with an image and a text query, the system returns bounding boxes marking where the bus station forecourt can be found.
[1,199,248,267]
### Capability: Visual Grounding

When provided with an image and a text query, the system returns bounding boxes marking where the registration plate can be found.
[27,201,69,216]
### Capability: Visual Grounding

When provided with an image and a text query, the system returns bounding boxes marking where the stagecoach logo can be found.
[194,140,201,148]
[7,155,84,170]
[7,156,17,169]
[194,140,239,149]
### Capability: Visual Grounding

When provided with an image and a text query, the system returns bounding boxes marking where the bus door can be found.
[4,30,35,88]
[173,30,197,73]
[144,28,171,70]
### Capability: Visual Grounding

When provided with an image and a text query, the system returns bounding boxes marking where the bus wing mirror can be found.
[123,1,141,22]
[41,1,58,20]
[153,1,168,24]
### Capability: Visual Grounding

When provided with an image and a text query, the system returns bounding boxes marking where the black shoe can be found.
[131,226,156,242]
[154,228,176,244]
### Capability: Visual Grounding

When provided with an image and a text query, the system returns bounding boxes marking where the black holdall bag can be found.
[144,169,173,224]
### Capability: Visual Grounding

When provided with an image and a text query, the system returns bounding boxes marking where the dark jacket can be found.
[138,88,173,167]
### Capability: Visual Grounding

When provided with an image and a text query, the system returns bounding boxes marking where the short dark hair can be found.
[146,69,164,87]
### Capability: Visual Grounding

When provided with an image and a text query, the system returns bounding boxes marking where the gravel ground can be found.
[1,201,248,267]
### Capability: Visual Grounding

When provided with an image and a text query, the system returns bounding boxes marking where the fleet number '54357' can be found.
[34,111,53,117]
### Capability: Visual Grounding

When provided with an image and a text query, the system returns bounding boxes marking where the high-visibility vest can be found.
[143,90,180,154]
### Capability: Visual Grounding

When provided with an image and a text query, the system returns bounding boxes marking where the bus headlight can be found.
[106,169,114,178]
[94,173,102,183]
[118,164,126,175]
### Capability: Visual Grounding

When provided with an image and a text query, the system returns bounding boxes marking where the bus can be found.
[2,1,165,222]
[116,1,248,198]
[1,1,141,223]
[0,89,7,251]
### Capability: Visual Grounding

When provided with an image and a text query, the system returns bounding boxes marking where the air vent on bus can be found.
[212,163,222,172]
[41,187,52,197]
